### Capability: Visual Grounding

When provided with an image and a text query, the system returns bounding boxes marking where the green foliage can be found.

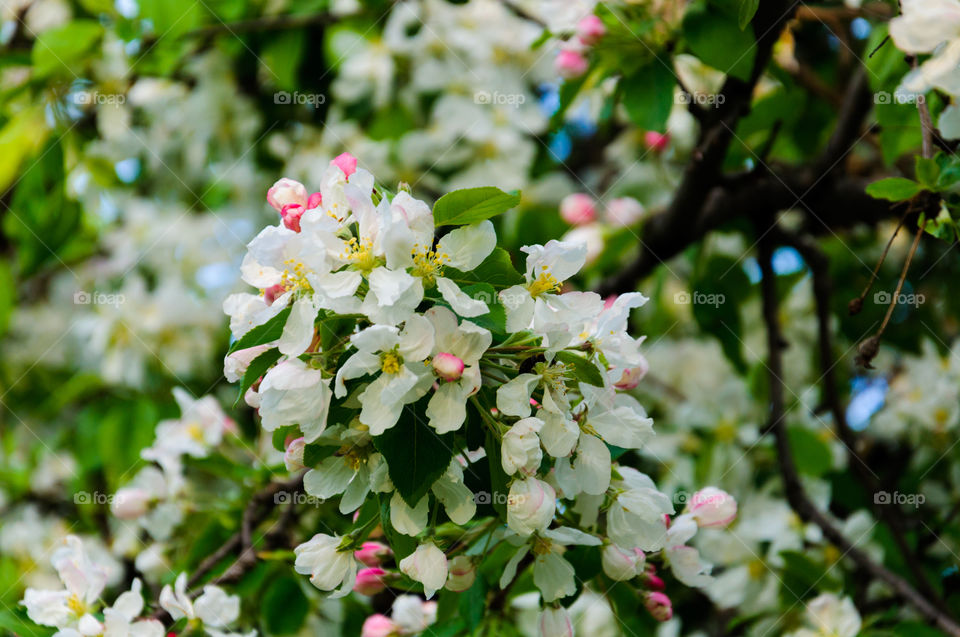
[433,187,522,227]
[372,398,456,507]
[443,248,525,290]
[622,60,675,132]
[261,575,310,634]
[228,307,293,354]
[865,178,923,202]
[31,20,102,78]
[682,3,756,81]
[236,348,282,406]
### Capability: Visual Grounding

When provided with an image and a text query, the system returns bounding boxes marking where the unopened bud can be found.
[281,203,304,232]
[432,353,465,382]
[354,567,389,595]
[644,591,673,621]
[355,541,392,567]
[445,555,476,592]
[284,437,306,472]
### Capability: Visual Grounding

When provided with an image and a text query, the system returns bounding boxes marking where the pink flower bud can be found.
[361,614,397,637]
[577,15,606,46]
[555,48,588,79]
[354,567,389,595]
[614,360,649,391]
[307,192,323,209]
[687,487,737,527]
[284,437,306,472]
[267,178,308,212]
[432,353,465,382]
[645,591,673,621]
[643,564,666,590]
[644,131,670,152]
[355,541,393,567]
[332,152,358,178]
[281,203,304,232]
[606,197,646,227]
[559,193,597,225]
[445,555,476,592]
[263,284,285,306]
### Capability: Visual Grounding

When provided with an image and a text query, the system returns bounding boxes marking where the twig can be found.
[757,233,960,636]
[848,209,910,315]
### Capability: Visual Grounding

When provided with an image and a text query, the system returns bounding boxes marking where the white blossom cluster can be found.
[216,154,739,633]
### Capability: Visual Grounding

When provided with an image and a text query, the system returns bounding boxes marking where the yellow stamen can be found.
[341,237,379,273]
[67,594,87,616]
[411,244,448,286]
[280,258,312,293]
[186,423,205,442]
[527,271,561,297]
[380,351,402,374]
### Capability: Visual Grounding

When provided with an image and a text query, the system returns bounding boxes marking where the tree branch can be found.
[757,232,960,636]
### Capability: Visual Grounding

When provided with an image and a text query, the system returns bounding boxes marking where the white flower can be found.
[294,533,360,597]
[499,240,587,333]
[664,513,713,587]
[423,307,491,433]
[501,417,543,476]
[388,459,476,536]
[142,388,231,460]
[399,542,448,599]
[258,358,332,442]
[785,593,862,637]
[103,579,164,637]
[390,595,438,634]
[111,467,170,520]
[602,543,645,581]
[159,573,240,628]
[499,527,600,603]
[507,477,556,536]
[335,315,435,435]
[22,536,107,634]
[304,446,380,514]
[607,468,673,551]
[539,606,573,637]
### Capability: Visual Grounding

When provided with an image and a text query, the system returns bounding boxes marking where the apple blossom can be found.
[283,436,306,472]
[445,555,476,592]
[605,196,647,227]
[560,193,597,225]
[576,14,605,45]
[539,606,574,637]
[645,591,673,621]
[294,533,360,597]
[507,477,556,536]
[399,542,448,599]
[355,541,392,567]
[361,614,396,637]
[354,567,389,595]
[687,487,737,527]
[555,47,588,79]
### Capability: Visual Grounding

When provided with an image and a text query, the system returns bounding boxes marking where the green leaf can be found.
[32,21,103,78]
[621,60,675,133]
[683,7,756,81]
[456,283,506,334]
[303,442,336,467]
[443,248,524,291]
[228,306,292,354]
[689,255,752,374]
[433,187,521,226]
[738,0,760,29]
[261,576,309,634]
[786,427,832,477]
[235,348,282,406]
[260,31,306,91]
[271,425,298,451]
[0,609,55,637]
[554,351,605,387]
[459,576,487,631]
[865,177,922,202]
[139,0,203,37]
[372,399,455,507]
[915,156,940,189]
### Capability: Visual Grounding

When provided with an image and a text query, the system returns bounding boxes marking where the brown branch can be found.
[757,232,960,636]
[149,472,305,623]
[779,230,947,607]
